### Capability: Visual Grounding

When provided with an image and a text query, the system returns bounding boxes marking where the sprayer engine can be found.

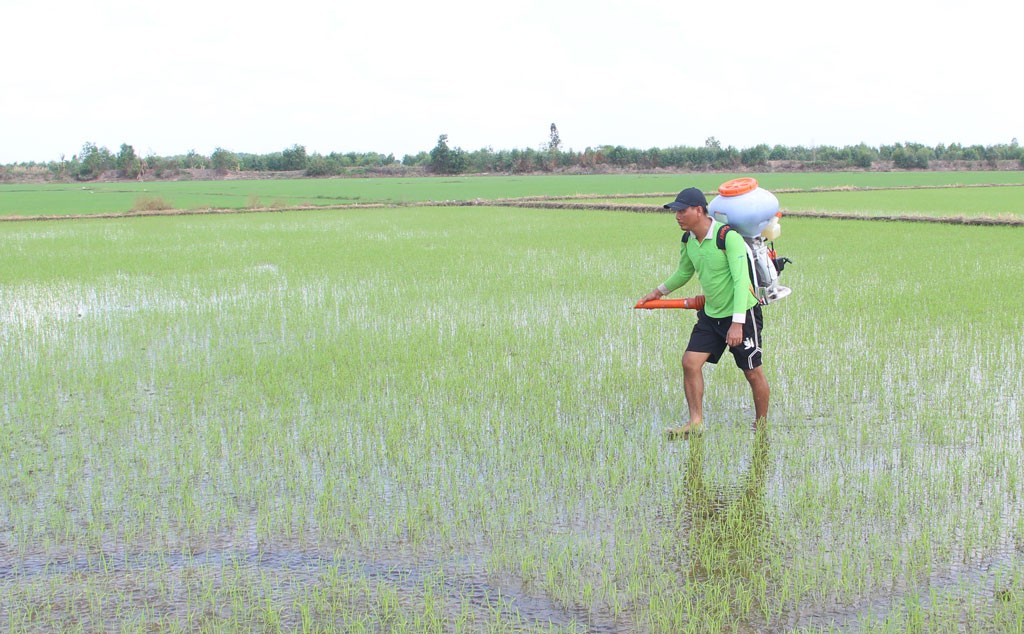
[746,235,792,304]
[707,178,793,305]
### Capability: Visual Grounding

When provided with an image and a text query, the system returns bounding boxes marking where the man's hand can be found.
[726,322,744,348]
[639,288,664,304]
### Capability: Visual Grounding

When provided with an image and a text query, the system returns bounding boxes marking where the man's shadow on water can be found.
[671,428,775,625]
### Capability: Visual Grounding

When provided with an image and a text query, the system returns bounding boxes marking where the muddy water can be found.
[0,544,624,633]
[2,424,1021,633]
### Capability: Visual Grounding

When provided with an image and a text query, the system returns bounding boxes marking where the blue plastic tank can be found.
[707,178,780,238]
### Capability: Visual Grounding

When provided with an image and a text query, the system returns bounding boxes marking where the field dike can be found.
[3,183,1023,225]
[447,199,1024,226]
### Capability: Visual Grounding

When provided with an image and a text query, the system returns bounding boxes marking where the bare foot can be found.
[665,420,703,439]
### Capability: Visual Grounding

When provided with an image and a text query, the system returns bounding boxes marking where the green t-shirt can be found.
[661,221,758,319]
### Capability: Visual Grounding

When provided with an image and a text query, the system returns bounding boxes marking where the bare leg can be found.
[743,366,770,427]
[680,350,710,433]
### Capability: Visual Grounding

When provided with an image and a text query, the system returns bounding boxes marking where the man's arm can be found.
[662,243,696,295]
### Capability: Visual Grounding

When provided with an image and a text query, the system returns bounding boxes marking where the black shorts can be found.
[686,305,764,370]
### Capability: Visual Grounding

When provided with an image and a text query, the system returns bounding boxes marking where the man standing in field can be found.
[638,187,769,437]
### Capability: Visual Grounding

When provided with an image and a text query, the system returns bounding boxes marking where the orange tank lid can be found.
[718,177,758,197]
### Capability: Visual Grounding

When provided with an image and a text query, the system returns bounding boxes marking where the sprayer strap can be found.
[716,224,733,250]
[682,224,734,249]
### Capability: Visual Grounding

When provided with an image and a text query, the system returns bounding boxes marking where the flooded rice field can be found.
[1,210,1022,632]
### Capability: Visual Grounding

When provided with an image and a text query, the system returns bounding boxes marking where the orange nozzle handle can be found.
[635,295,706,310]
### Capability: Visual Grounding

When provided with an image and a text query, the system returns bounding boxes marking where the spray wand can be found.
[634,296,706,310]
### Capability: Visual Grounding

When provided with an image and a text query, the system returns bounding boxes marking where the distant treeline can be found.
[4,135,1023,182]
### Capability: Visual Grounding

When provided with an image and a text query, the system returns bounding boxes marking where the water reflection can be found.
[679,428,775,626]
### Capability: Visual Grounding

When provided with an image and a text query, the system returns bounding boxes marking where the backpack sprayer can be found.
[635,177,792,310]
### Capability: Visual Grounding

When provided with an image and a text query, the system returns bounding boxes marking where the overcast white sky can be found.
[2,0,1021,164]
